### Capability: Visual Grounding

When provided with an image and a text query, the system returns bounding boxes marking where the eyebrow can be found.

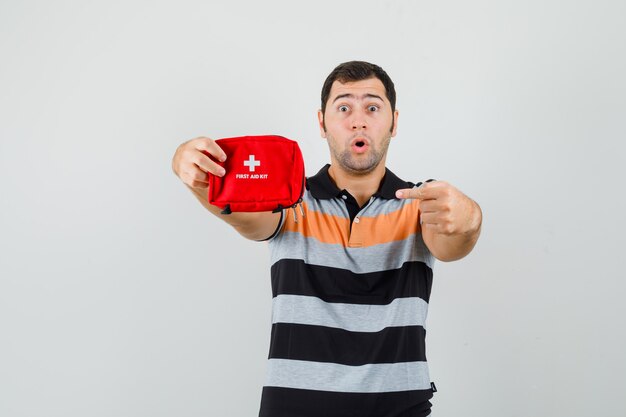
[332,93,384,103]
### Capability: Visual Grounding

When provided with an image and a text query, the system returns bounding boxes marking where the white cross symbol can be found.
[243,155,261,172]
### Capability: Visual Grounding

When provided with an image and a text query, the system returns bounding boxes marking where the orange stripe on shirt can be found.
[283,202,350,246]
[349,200,422,248]
[283,200,423,248]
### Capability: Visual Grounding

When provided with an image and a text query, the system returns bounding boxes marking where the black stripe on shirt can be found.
[270,259,433,305]
[268,323,427,365]
[259,386,433,417]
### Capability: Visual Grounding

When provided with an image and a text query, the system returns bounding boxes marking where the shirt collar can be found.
[306,164,414,200]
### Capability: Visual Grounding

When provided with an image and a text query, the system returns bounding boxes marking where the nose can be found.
[350,110,367,130]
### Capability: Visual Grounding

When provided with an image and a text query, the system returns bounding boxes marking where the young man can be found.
[172,61,482,417]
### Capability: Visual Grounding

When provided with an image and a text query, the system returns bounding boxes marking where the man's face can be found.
[318,77,399,176]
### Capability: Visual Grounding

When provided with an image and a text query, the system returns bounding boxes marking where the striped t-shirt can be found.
[259,165,436,417]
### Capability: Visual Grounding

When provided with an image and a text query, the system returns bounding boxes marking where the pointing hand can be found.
[395,181,480,236]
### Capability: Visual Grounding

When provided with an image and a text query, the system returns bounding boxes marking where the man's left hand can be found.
[395,181,482,261]
[396,181,480,235]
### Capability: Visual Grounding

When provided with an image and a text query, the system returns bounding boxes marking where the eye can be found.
[338,105,349,112]
[368,105,379,112]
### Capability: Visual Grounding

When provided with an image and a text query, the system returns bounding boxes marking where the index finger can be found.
[395,179,438,200]
[194,137,227,163]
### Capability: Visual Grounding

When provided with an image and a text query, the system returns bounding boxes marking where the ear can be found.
[317,109,327,138]
[391,109,399,137]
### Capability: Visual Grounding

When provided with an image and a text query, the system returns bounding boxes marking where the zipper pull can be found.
[299,202,305,218]
[292,205,298,223]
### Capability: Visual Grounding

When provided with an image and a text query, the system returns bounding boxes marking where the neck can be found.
[328,162,387,207]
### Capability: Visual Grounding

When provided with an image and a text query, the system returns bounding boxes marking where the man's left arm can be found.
[396,181,482,262]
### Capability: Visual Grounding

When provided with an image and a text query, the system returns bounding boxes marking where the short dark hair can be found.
[320,61,396,115]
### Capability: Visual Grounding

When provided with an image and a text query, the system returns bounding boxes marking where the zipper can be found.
[291,170,306,223]
[291,197,304,223]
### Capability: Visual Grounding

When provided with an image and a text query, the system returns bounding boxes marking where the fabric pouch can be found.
[207,135,305,214]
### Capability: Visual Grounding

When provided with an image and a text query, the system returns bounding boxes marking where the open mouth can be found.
[351,138,369,154]
[351,136,369,147]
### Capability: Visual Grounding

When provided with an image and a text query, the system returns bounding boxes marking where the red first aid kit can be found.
[207,135,305,214]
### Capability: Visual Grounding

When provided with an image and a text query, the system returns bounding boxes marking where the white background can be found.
[1,1,625,416]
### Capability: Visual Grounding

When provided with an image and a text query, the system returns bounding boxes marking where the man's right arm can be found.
[172,136,282,241]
